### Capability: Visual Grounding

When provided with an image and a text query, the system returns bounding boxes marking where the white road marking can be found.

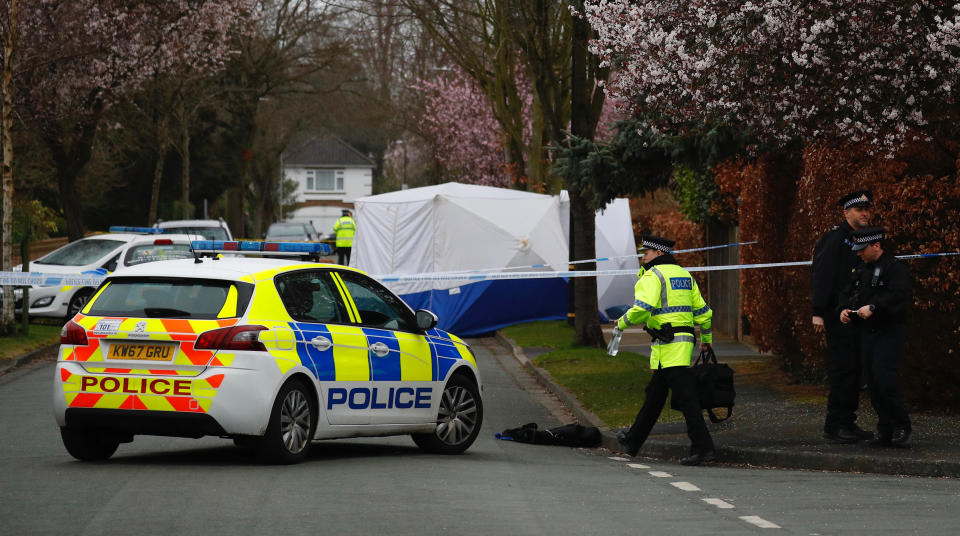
[702,498,735,509]
[648,471,672,478]
[740,516,781,529]
[626,463,650,469]
[671,481,701,491]
[608,456,630,461]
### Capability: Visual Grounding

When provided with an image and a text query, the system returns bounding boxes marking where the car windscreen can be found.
[84,278,253,319]
[161,226,229,241]
[266,224,309,238]
[123,244,195,267]
[34,239,126,266]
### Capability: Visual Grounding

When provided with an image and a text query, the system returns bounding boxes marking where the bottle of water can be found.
[606,328,623,356]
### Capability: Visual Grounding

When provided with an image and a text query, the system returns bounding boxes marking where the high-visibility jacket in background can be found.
[334,216,356,248]
[617,255,712,369]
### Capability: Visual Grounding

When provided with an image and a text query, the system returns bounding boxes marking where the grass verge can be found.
[0,323,61,361]
[501,320,682,428]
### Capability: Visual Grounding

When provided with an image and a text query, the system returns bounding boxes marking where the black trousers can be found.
[824,314,861,429]
[622,365,715,455]
[337,246,352,266]
[861,323,911,435]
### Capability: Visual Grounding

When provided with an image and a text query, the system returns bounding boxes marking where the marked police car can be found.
[113,234,197,270]
[53,240,483,464]
[17,227,162,320]
[153,218,233,240]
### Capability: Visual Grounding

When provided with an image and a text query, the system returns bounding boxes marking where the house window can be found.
[305,170,343,191]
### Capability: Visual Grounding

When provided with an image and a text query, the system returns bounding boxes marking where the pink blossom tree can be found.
[583,1,960,154]
[416,69,526,187]
[8,0,253,241]
[414,66,623,188]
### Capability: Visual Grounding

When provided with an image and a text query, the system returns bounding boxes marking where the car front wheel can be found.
[255,379,316,464]
[60,427,120,461]
[412,373,483,454]
[65,289,93,321]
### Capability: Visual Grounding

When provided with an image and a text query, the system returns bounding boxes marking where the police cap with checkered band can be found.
[850,226,884,251]
[638,234,675,253]
[838,190,872,210]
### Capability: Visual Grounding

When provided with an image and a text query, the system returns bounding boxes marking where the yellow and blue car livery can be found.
[53,250,483,463]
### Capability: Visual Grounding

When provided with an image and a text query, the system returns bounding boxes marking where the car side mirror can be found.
[415,309,438,331]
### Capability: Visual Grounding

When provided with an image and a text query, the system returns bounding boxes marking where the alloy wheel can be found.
[436,385,479,446]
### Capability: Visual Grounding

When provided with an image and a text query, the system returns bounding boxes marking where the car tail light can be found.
[60,321,89,346]
[154,239,173,245]
[195,325,268,351]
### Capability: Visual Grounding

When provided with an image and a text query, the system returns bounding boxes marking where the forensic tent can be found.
[352,183,570,335]
[593,199,640,321]
[556,194,639,322]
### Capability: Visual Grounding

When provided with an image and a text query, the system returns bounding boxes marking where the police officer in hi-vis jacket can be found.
[614,235,716,466]
[334,209,356,266]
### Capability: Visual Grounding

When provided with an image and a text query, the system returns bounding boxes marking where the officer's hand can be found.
[700,342,711,352]
[857,305,873,319]
[812,316,824,333]
[840,309,852,324]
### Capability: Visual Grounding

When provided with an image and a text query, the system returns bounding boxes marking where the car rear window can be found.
[161,226,229,241]
[123,244,195,267]
[35,239,126,266]
[85,278,253,319]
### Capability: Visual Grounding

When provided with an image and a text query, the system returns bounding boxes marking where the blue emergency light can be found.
[109,226,163,234]
[190,240,332,256]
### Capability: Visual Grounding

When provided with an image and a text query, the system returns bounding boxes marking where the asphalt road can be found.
[0,340,957,535]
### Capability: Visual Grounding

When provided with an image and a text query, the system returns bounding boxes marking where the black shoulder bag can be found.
[692,347,735,423]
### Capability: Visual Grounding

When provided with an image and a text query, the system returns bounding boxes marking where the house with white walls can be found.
[282,133,375,236]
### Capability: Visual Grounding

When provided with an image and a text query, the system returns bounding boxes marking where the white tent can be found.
[353,183,636,335]
[594,198,640,320]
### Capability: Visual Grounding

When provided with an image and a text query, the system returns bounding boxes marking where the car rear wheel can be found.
[65,289,93,321]
[60,427,120,461]
[255,379,316,464]
[412,373,483,454]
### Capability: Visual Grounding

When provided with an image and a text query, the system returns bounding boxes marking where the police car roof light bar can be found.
[109,226,164,234]
[190,240,332,257]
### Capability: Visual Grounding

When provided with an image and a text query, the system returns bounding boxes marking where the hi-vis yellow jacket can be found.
[334,216,356,247]
[617,260,712,369]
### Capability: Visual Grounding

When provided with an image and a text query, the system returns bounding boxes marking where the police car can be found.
[113,234,197,270]
[53,241,483,464]
[18,227,194,320]
[17,228,155,320]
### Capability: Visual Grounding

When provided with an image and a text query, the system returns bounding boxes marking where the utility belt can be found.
[644,322,696,343]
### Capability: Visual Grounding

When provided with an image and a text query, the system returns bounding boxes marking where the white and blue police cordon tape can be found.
[416,241,759,276]
[373,252,960,283]
[0,251,956,287]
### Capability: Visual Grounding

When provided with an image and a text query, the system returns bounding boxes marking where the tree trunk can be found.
[569,188,604,347]
[180,118,191,220]
[1,0,18,332]
[148,143,167,225]
[56,161,85,242]
[46,104,104,242]
[568,0,605,347]
[19,236,28,335]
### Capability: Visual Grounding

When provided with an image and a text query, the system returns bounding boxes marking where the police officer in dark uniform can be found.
[840,227,912,446]
[811,190,874,443]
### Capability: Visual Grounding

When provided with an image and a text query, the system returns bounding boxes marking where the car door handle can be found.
[369,342,390,357]
[310,336,332,351]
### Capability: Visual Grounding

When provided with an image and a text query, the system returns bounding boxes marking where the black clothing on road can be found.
[842,251,912,439]
[812,220,863,430]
